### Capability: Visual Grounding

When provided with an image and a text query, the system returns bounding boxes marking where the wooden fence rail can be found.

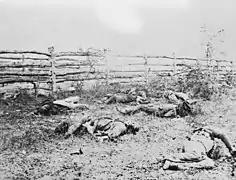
[0,56,49,61]
[117,54,232,63]
[0,46,235,94]
[0,50,51,57]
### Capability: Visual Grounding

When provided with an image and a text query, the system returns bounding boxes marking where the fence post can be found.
[48,46,56,96]
[144,54,148,85]
[35,75,39,96]
[172,53,176,75]
[105,50,110,85]
[21,54,25,72]
[172,53,177,83]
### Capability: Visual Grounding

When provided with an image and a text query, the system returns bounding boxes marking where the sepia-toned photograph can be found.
[0,0,236,179]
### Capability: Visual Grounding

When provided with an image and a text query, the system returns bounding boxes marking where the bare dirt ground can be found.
[0,92,236,180]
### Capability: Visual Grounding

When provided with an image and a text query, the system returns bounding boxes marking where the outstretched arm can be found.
[203,126,235,155]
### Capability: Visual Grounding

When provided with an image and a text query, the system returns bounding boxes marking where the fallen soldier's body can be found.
[35,96,89,116]
[163,91,191,104]
[162,126,236,170]
[55,116,139,141]
[116,101,192,117]
[104,93,136,104]
[103,88,149,104]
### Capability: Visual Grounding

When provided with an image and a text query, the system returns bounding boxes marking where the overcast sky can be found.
[0,0,235,60]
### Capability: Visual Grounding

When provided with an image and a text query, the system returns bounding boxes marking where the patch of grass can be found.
[0,85,236,179]
[1,78,236,179]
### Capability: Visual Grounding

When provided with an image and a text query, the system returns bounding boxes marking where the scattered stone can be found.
[150,171,158,178]
[70,148,83,155]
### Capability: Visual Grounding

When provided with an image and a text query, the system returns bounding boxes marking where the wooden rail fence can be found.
[0,46,235,94]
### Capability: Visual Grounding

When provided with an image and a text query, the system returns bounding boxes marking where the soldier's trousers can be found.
[163,141,215,170]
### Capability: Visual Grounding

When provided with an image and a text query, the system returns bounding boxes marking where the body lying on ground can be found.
[162,126,236,170]
[163,91,191,104]
[103,88,149,104]
[116,101,192,117]
[115,90,195,117]
[35,96,89,116]
[54,116,139,141]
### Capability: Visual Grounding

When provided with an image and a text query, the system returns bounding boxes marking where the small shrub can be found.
[147,76,176,97]
[146,63,232,101]
[175,65,217,100]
